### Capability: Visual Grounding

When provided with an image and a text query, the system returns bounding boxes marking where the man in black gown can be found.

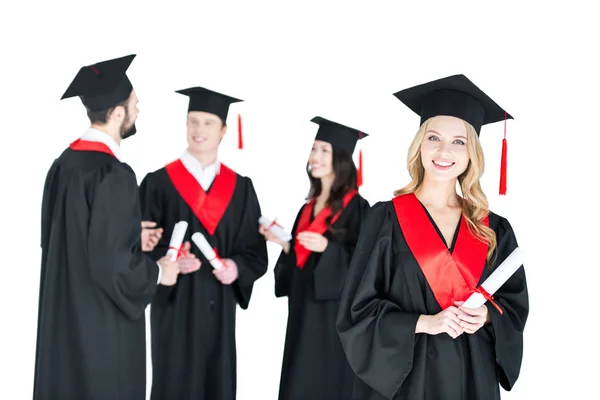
[34,54,181,400]
[139,86,269,400]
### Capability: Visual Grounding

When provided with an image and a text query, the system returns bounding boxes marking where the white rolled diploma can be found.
[462,247,525,309]
[259,216,292,242]
[166,221,189,261]
[191,232,226,270]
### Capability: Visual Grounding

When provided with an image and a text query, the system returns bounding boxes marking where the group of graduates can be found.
[33,54,529,400]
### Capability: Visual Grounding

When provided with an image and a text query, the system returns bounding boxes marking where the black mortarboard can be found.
[394,74,513,195]
[393,74,513,135]
[61,54,136,112]
[175,87,243,122]
[311,116,368,155]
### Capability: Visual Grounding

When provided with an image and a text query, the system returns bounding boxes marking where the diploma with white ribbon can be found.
[191,232,226,270]
[166,221,188,261]
[259,216,292,242]
[462,247,525,313]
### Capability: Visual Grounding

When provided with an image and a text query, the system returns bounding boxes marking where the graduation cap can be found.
[176,87,245,148]
[61,54,136,112]
[393,74,513,195]
[311,116,368,186]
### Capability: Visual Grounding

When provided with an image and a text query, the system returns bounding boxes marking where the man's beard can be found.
[119,109,137,140]
[120,122,136,139]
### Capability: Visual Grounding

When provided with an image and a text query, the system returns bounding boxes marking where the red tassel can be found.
[499,112,507,195]
[499,138,507,194]
[237,114,243,149]
[357,148,363,187]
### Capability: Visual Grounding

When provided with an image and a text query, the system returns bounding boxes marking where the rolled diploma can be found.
[166,221,188,261]
[259,216,292,242]
[462,247,525,308]
[191,232,225,270]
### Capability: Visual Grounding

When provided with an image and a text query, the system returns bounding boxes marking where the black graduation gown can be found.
[34,148,159,400]
[139,165,268,400]
[274,194,370,400]
[336,201,529,400]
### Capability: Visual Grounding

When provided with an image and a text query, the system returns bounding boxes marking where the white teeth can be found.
[193,137,206,143]
[434,160,453,167]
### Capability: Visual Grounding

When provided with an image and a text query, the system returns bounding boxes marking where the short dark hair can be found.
[85,96,130,125]
[186,113,227,129]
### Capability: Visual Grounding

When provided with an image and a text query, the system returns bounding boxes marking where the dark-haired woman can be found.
[259,116,370,400]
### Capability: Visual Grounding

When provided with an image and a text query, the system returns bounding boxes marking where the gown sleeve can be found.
[138,171,175,305]
[41,160,58,249]
[139,172,169,259]
[228,177,269,309]
[336,201,421,399]
[487,215,529,390]
[87,164,159,320]
[273,206,303,298]
[313,196,370,301]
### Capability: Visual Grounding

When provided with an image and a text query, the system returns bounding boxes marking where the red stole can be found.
[69,139,116,158]
[392,193,489,310]
[165,159,237,236]
[294,189,358,268]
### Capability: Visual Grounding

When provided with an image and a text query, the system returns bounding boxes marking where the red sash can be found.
[165,160,237,236]
[392,193,489,310]
[69,139,115,158]
[294,190,358,268]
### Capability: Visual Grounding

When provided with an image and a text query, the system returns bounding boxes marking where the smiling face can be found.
[308,140,334,179]
[420,115,470,182]
[186,111,227,156]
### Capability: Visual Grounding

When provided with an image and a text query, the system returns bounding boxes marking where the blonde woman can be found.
[336,75,529,400]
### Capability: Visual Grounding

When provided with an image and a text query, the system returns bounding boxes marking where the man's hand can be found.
[213,258,239,285]
[141,221,163,251]
[157,256,179,286]
[178,241,201,274]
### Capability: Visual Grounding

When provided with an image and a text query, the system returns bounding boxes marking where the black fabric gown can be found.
[336,199,529,400]
[274,193,370,400]
[34,147,159,400]
[139,163,268,400]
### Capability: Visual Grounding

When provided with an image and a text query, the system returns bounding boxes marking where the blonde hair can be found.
[394,118,497,262]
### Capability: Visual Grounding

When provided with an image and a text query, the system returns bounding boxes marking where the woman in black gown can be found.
[336,75,529,400]
[260,116,371,400]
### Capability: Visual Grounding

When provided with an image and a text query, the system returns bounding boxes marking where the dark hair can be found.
[185,112,227,129]
[85,97,130,125]
[306,146,357,236]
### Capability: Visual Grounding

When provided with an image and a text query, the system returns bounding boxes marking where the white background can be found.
[1,1,598,399]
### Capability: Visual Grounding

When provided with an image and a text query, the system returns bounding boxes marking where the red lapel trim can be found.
[165,160,237,236]
[392,193,489,309]
[294,189,358,268]
[69,139,115,158]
